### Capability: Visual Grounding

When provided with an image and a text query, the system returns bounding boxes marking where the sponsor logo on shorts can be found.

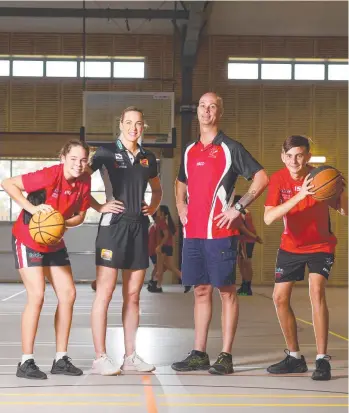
[115,154,123,160]
[140,158,149,167]
[325,257,334,266]
[322,267,330,274]
[196,162,205,166]
[101,249,113,261]
[275,267,284,279]
[28,251,43,263]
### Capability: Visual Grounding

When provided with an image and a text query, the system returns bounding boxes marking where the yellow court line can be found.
[0,402,140,406]
[0,393,140,397]
[158,394,348,398]
[296,317,349,342]
[161,402,349,407]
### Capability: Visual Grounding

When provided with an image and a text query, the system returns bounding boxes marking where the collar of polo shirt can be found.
[195,130,225,146]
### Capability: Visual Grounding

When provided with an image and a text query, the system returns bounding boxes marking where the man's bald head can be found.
[197,92,224,128]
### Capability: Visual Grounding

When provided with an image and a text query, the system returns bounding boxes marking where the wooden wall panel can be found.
[138,36,163,79]
[0,81,9,132]
[61,83,83,132]
[0,33,10,54]
[1,32,347,285]
[35,82,60,132]
[10,81,35,131]
[61,34,82,56]
[87,34,114,56]
[33,34,61,55]
[287,86,312,137]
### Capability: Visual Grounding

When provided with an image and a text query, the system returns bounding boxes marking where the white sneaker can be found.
[121,352,155,372]
[92,355,121,376]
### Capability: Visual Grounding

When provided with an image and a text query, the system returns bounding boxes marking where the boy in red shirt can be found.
[1,140,91,380]
[264,135,347,381]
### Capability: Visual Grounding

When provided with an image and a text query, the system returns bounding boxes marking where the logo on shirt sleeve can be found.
[101,249,113,261]
[140,158,149,167]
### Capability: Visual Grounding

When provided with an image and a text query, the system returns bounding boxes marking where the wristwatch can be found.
[234,202,246,215]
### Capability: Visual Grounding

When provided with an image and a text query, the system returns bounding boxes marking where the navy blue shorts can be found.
[182,237,238,288]
[150,255,157,265]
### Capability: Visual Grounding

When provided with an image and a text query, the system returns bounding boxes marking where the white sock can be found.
[316,354,326,360]
[21,354,34,365]
[289,351,301,359]
[56,352,67,361]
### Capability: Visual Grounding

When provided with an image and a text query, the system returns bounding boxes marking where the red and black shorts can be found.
[12,236,71,269]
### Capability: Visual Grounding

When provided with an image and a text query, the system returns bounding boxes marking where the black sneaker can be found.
[171,350,210,372]
[237,282,248,296]
[208,352,234,375]
[51,356,83,376]
[16,359,47,380]
[312,356,331,381]
[147,280,155,290]
[184,286,192,293]
[267,350,308,374]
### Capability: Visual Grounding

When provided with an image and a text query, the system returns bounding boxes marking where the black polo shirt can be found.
[90,139,158,225]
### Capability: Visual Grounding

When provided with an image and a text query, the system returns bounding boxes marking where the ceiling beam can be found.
[182,2,212,66]
[0,7,189,20]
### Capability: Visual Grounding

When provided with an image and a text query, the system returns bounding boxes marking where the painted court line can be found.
[1,290,26,302]
[161,403,348,407]
[142,375,158,413]
[296,317,349,342]
[157,394,349,398]
[0,402,141,406]
[0,393,141,397]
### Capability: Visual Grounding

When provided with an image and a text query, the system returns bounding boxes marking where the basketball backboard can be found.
[83,91,176,149]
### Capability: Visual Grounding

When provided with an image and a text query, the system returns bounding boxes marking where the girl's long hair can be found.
[160,205,176,235]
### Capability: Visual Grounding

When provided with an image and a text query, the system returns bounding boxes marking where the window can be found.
[46,61,77,78]
[12,60,44,77]
[294,64,325,80]
[80,61,111,78]
[0,60,10,76]
[228,63,258,80]
[228,58,347,81]
[328,64,348,81]
[113,61,144,78]
[261,63,292,80]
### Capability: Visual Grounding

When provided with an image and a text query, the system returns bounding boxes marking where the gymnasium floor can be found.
[0,283,347,412]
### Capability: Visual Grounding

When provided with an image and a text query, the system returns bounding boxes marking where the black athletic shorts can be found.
[12,236,70,269]
[95,215,149,270]
[238,242,255,259]
[275,248,335,283]
[161,245,173,256]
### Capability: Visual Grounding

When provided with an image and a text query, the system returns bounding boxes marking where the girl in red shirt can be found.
[1,140,91,380]
[150,205,191,293]
[233,195,263,296]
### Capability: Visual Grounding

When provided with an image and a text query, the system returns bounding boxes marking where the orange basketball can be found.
[29,210,66,245]
[309,165,343,201]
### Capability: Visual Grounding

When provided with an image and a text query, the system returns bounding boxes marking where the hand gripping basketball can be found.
[29,210,66,246]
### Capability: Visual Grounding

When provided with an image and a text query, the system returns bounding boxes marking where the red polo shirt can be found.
[177,131,263,239]
[265,167,337,253]
[13,164,91,253]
